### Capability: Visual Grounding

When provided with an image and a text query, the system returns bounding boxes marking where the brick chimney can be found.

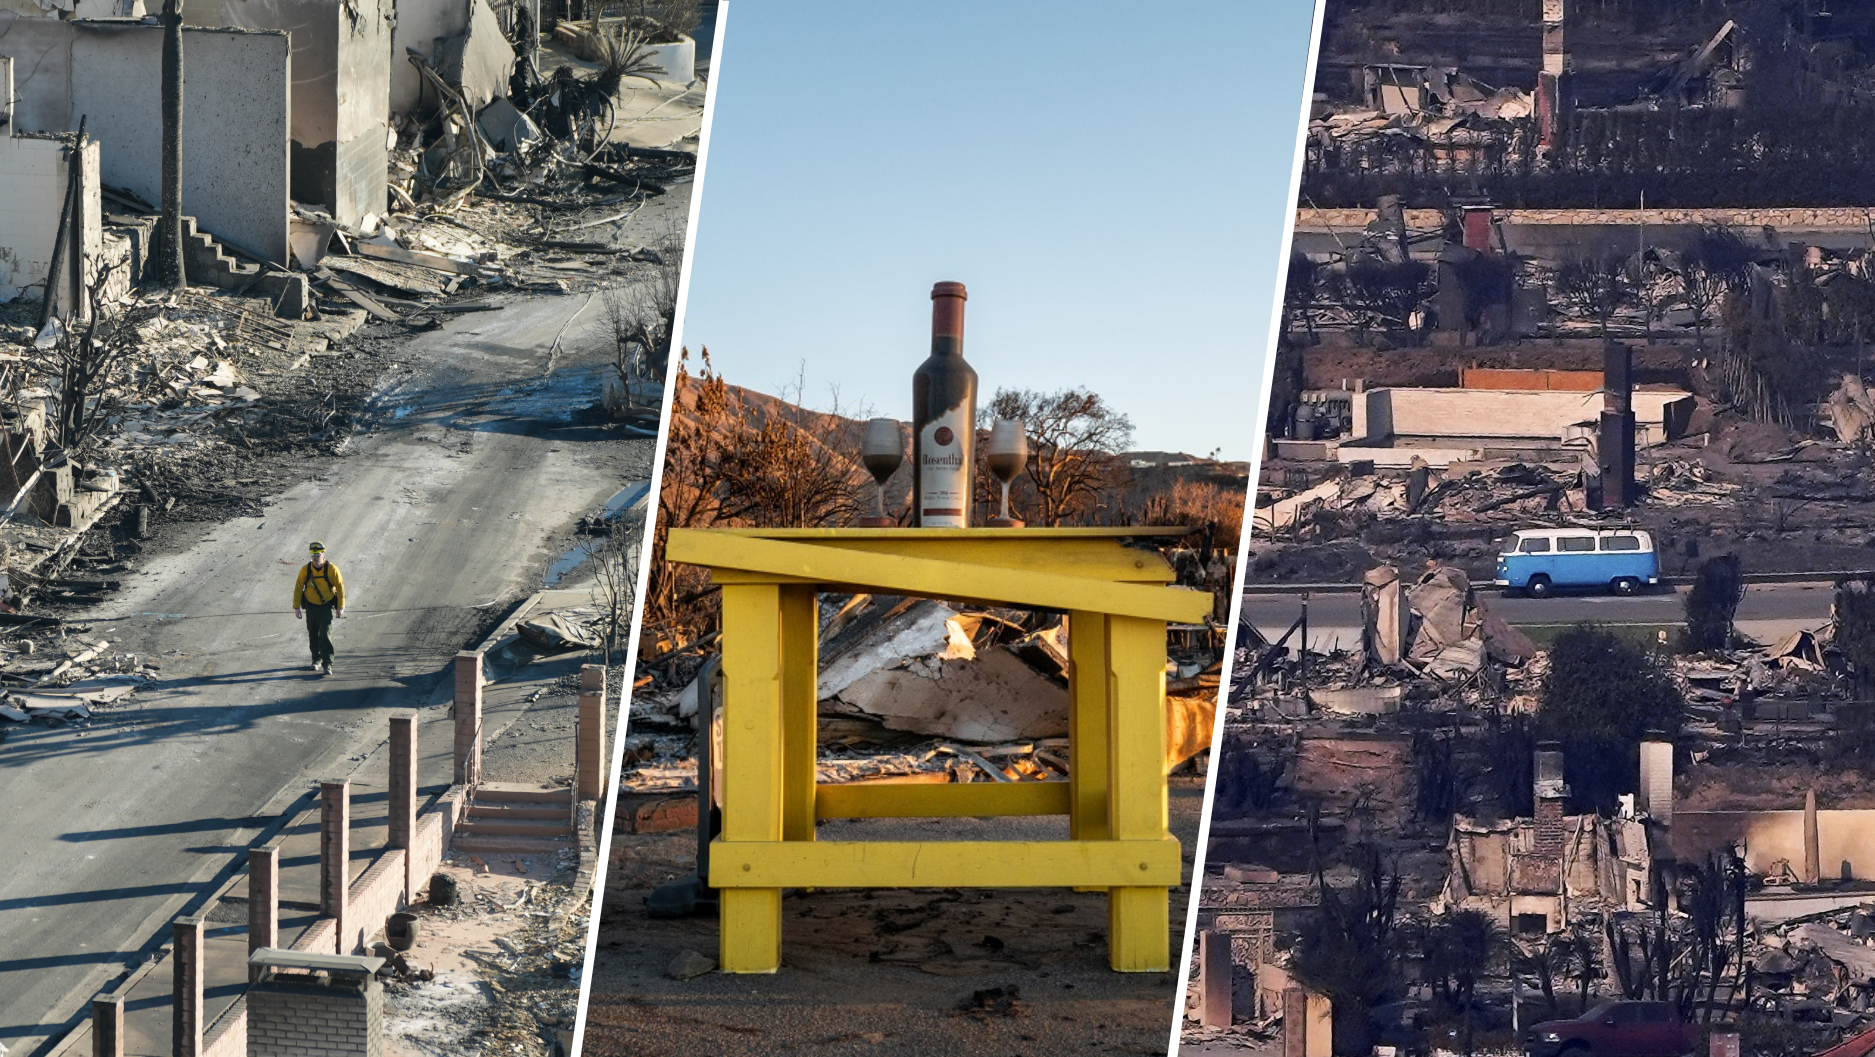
[1533,742,1569,854]
[248,950,385,1057]
[1638,738,1673,827]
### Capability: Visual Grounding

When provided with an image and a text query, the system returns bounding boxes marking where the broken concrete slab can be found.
[10,695,91,717]
[516,613,601,652]
[817,599,973,701]
[476,96,540,154]
[828,648,1069,744]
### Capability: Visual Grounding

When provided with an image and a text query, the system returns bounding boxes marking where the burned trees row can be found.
[1305,103,1875,210]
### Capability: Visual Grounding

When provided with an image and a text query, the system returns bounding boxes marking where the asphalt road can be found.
[1239,580,1840,652]
[0,290,650,1054]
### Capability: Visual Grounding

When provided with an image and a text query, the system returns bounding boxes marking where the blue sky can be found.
[678,1,1318,460]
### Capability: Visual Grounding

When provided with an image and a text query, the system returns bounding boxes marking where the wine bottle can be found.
[912,281,977,528]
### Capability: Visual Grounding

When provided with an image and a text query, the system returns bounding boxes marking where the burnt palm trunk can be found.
[160,0,187,289]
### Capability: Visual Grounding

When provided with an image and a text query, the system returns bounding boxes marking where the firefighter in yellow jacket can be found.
[291,541,346,675]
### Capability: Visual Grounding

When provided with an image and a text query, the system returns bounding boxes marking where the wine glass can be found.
[858,418,903,526]
[986,419,1027,528]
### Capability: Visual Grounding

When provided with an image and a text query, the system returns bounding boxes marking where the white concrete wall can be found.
[0,54,102,311]
[1363,387,1692,443]
[1677,809,1875,881]
[0,13,78,135]
[184,0,389,225]
[390,0,469,116]
[68,22,291,264]
[0,130,69,301]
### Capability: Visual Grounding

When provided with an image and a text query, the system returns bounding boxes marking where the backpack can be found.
[303,562,338,605]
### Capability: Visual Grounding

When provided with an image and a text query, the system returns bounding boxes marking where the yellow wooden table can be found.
[664,526,1213,973]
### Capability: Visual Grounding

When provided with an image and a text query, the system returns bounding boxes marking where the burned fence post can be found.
[454,650,483,787]
[249,843,279,980]
[92,993,124,1057]
[172,914,205,1057]
[320,779,350,953]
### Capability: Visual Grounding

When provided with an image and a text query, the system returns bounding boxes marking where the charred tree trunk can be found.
[159,0,187,289]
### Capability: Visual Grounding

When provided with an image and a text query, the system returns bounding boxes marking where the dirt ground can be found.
[1675,751,1875,812]
[583,776,1208,1057]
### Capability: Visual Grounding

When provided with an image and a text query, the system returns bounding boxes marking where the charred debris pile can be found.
[624,590,1228,796]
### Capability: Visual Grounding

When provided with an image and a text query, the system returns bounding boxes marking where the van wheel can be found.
[1526,575,1553,599]
[1612,577,1641,597]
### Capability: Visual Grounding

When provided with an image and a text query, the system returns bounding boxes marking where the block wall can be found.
[343,851,406,956]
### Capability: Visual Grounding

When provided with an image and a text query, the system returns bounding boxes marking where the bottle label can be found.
[919,410,969,527]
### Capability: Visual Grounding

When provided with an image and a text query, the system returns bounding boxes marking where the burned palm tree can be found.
[159,0,187,289]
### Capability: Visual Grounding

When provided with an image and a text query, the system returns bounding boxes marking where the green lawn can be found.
[1513,621,1690,653]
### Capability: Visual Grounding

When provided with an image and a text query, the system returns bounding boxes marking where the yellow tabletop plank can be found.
[668,531,1212,624]
[709,536,1179,584]
[709,837,1182,889]
[711,527,1194,539]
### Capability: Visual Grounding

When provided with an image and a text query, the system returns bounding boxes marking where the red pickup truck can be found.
[1525,1001,1699,1057]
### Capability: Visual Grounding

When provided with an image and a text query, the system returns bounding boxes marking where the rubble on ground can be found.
[1259,460,1743,542]
[383,855,586,1057]
[1235,562,1534,717]
[0,622,161,731]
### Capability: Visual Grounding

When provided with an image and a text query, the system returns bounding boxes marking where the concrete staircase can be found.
[113,213,308,316]
[452,781,575,855]
[178,215,262,290]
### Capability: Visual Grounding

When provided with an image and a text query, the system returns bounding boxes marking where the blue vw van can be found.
[1494,527,1659,598]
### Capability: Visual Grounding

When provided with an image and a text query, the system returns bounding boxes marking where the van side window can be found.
[1519,538,1551,553]
[1558,537,1596,552]
[1604,535,1642,551]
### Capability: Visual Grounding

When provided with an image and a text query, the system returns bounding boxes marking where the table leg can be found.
[1068,610,1111,843]
[1106,615,1170,972]
[779,584,819,842]
[718,583,785,973]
